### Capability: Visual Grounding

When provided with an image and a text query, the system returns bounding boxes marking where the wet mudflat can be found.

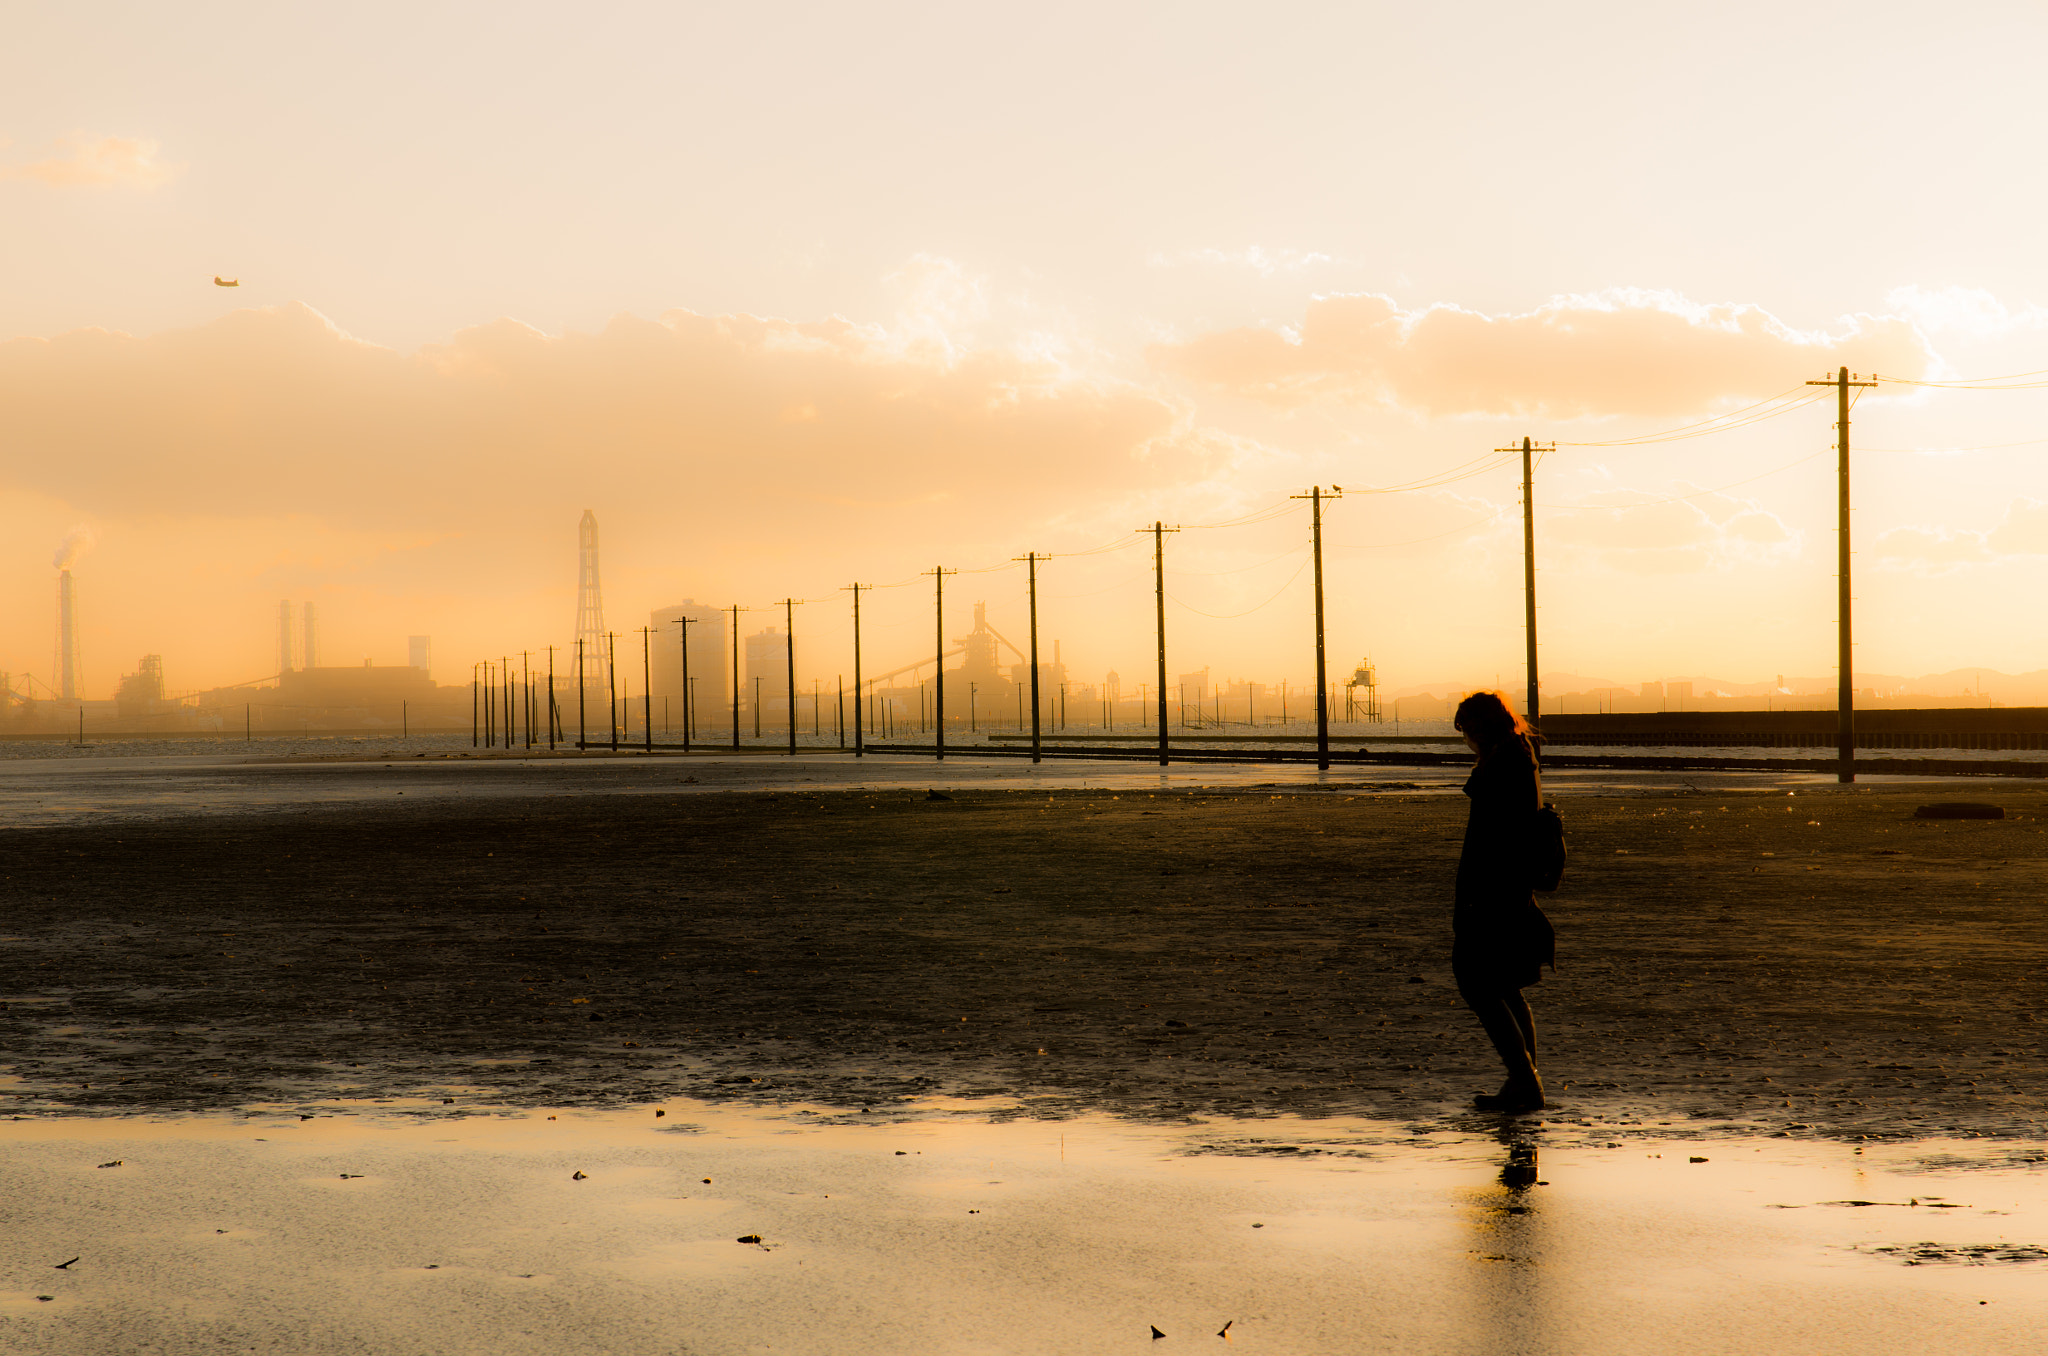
[0,775,2043,1140]
[0,1103,2043,1355]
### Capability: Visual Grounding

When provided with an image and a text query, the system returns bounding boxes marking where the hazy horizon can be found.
[10,2,2048,700]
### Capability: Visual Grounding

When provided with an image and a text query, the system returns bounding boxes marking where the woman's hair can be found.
[1454,689,1535,755]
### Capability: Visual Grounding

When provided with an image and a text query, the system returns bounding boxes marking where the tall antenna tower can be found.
[575,510,608,686]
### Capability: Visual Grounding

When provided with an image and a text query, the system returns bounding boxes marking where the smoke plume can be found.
[53,525,96,570]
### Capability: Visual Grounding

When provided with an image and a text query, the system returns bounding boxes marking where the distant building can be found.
[115,655,165,719]
[745,626,790,721]
[649,602,728,734]
[408,636,432,675]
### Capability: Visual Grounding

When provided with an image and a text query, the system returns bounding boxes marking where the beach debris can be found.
[571,1171,588,1180]
[926,790,952,801]
[1151,1325,1166,1340]
[1218,1319,1234,1337]
[1406,975,1426,984]
[1690,1157,1709,1163]
[442,1098,455,1104]
[1914,802,2003,820]
[53,1258,78,1270]
[299,1114,315,1121]
[737,1234,762,1244]
[35,1296,52,1302]
[655,1109,665,1117]
[339,1173,364,1179]
[96,1160,122,1168]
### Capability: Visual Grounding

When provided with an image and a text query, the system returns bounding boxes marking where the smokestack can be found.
[52,526,93,702]
[408,636,432,675]
[278,600,295,676]
[303,601,319,669]
[56,570,79,700]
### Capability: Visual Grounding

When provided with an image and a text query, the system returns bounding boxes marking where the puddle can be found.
[0,1101,2040,1353]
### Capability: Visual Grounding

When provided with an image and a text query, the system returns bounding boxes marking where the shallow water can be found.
[0,1099,2037,1354]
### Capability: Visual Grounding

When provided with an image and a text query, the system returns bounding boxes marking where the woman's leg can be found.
[1456,973,1538,1085]
[1506,989,1535,1063]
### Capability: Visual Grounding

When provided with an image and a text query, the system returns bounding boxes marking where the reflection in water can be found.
[1466,1135,1548,1352]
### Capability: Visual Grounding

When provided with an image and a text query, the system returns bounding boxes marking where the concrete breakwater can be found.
[1538,707,2048,751]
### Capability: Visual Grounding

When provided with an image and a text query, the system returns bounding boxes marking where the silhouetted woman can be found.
[1452,690,1555,1112]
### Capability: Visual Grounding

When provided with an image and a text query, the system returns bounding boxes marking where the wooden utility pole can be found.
[1291,487,1341,769]
[471,664,479,747]
[930,567,955,760]
[728,605,747,749]
[1495,437,1553,730]
[779,598,803,755]
[606,633,619,752]
[640,626,654,753]
[1138,522,1179,766]
[669,617,694,753]
[1017,552,1045,764]
[546,645,556,751]
[844,583,865,757]
[1809,367,1876,783]
[576,641,586,750]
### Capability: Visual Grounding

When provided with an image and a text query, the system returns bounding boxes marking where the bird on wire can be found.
[213,276,239,287]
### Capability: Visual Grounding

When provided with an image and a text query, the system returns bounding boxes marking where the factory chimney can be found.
[56,570,79,700]
[303,602,319,669]
[52,527,92,700]
[278,600,295,677]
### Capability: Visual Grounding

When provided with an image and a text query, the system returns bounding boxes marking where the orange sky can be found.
[7,3,2048,700]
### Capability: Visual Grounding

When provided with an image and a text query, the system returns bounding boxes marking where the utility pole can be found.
[1291,487,1342,770]
[728,605,747,749]
[1138,522,1179,766]
[1497,437,1554,731]
[929,567,956,760]
[670,617,694,753]
[753,676,763,737]
[471,664,479,747]
[1809,367,1876,783]
[521,652,532,750]
[576,641,586,750]
[640,626,654,753]
[606,633,619,753]
[844,583,865,757]
[546,645,556,751]
[1016,551,1045,764]
[778,599,803,755]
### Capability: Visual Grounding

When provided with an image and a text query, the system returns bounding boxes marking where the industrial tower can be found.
[56,570,79,699]
[575,510,608,686]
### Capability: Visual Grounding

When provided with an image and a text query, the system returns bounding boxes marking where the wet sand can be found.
[0,1102,2042,1355]
[1,756,2043,1140]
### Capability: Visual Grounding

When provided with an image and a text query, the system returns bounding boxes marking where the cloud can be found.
[1544,487,1798,574]
[1875,498,2048,572]
[0,133,181,189]
[1885,284,2048,339]
[1149,289,1934,418]
[0,301,1192,549]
